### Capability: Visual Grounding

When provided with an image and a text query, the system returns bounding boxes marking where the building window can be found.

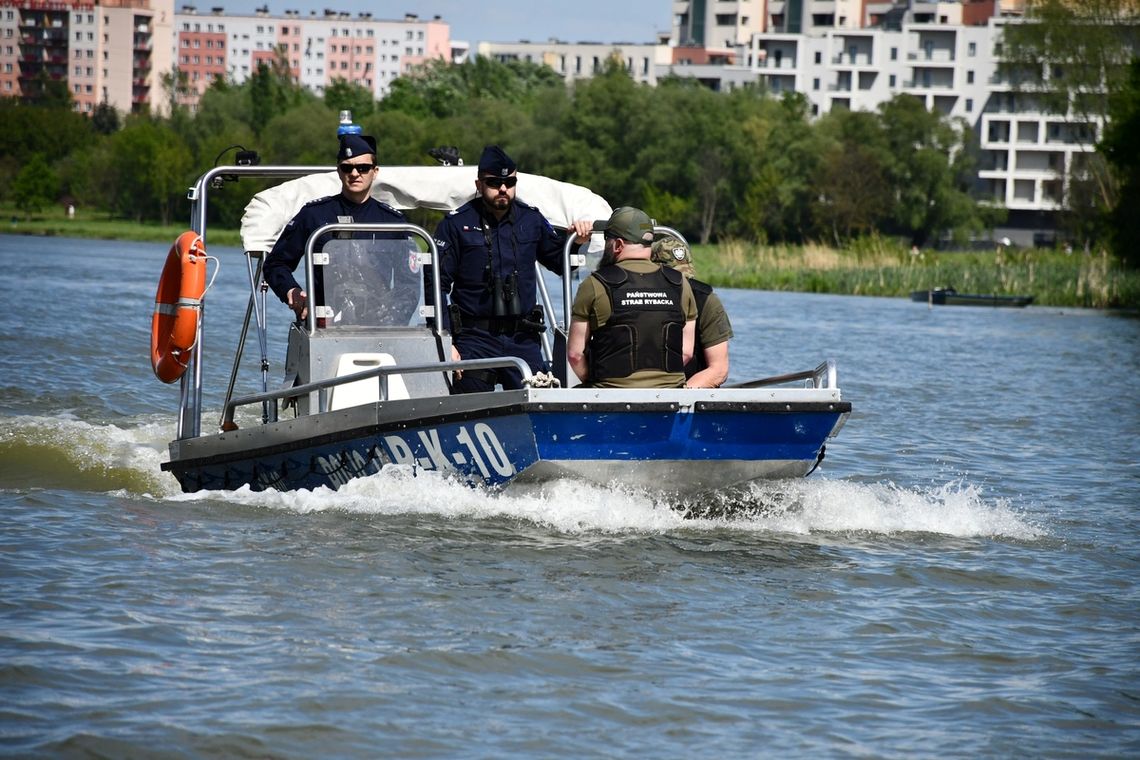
[890,47,897,61]
[813,77,820,90]
[889,74,896,87]
[814,51,821,64]
[966,98,973,111]
[968,41,976,56]
[967,70,974,84]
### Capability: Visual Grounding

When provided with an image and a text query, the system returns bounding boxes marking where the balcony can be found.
[907,50,955,65]
[833,52,872,67]
[904,80,954,90]
[756,58,797,70]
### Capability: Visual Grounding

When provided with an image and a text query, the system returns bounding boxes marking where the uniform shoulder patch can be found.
[374,200,404,216]
[301,194,337,209]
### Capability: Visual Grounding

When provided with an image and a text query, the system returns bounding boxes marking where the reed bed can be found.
[694,237,1140,310]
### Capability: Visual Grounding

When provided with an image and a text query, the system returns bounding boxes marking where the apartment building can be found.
[1,0,172,114]
[749,12,1115,240]
[476,38,668,86]
[672,0,766,47]
[1,2,453,112]
[976,18,1106,222]
[173,6,452,108]
[750,21,996,121]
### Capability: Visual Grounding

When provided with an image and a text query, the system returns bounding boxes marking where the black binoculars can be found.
[490,270,523,318]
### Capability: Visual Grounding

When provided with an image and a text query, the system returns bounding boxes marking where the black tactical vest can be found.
[685,278,713,378]
[588,264,685,382]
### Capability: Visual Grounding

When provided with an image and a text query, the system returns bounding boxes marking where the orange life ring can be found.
[151,231,208,383]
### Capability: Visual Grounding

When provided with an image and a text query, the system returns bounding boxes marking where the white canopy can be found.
[239,166,613,253]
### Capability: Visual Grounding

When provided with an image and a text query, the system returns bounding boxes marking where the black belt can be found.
[461,315,523,335]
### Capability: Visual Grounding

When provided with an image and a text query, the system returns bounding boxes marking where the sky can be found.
[214,0,674,46]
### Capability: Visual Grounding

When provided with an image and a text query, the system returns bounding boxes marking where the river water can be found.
[2,233,1138,757]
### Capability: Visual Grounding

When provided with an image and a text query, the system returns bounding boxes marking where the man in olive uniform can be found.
[567,207,697,388]
[651,235,733,388]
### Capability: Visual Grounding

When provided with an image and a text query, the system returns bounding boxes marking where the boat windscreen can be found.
[319,237,424,327]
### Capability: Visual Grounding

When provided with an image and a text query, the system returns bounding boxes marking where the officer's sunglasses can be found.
[338,163,376,175]
[481,176,518,189]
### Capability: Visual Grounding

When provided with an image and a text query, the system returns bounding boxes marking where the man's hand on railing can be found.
[287,287,308,320]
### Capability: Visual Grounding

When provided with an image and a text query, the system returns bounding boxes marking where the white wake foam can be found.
[3,412,1041,540]
[173,467,1043,540]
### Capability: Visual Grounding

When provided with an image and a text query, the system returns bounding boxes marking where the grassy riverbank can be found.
[4,205,242,248]
[7,205,1137,309]
[693,236,1140,310]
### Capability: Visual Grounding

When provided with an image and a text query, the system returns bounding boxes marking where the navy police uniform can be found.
[433,147,570,393]
[263,194,411,319]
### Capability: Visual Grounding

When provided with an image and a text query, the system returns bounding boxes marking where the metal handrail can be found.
[222,356,532,429]
[182,165,337,440]
[726,359,837,390]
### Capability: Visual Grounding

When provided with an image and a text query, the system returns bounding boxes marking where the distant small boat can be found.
[911,287,1034,308]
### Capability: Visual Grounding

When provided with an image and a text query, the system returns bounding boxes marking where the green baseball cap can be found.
[601,206,655,245]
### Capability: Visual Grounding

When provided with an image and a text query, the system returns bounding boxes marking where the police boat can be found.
[155,164,851,497]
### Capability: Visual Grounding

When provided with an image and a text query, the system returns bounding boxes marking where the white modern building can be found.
[750,21,997,123]
[750,15,1110,240]
[672,0,766,48]
[976,19,1105,220]
[476,39,668,86]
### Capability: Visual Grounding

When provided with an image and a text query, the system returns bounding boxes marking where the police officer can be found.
[651,235,733,388]
[567,207,697,388]
[434,145,592,393]
[263,133,413,323]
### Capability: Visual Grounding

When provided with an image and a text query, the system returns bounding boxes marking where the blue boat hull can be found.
[163,391,850,496]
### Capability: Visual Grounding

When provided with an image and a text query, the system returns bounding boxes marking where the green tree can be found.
[104,117,193,224]
[23,70,73,108]
[260,100,337,165]
[548,61,650,210]
[324,78,375,119]
[162,66,193,117]
[248,49,311,135]
[0,100,92,163]
[737,93,827,243]
[91,100,121,135]
[812,110,892,243]
[11,154,59,213]
[878,95,980,246]
[1102,57,1140,266]
[381,56,563,120]
[634,78,749,241]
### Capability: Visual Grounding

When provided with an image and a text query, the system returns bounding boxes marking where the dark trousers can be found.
[451,330,543,393]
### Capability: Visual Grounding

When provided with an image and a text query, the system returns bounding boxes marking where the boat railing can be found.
[185,164,341,441]
[726,359,838,390]
[222,356,533,430]
[300,222,442,335]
